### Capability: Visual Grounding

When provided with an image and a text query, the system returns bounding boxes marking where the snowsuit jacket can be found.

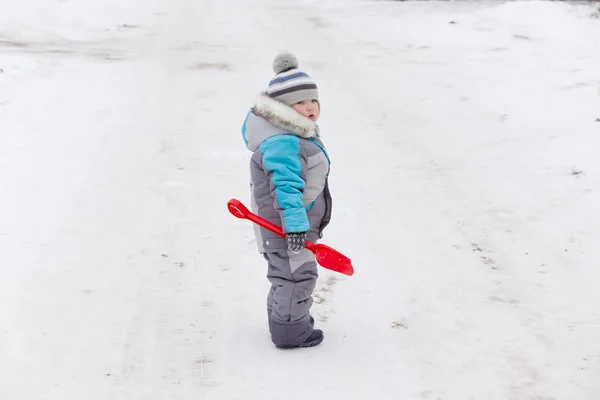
[242,94,332,252]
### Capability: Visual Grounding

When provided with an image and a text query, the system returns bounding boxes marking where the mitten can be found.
[286,232,306,252]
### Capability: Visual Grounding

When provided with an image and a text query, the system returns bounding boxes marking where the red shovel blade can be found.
[306,242,354,276]
[227,199,354,276]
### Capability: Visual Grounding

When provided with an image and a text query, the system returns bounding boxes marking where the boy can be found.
[241,52,332,349]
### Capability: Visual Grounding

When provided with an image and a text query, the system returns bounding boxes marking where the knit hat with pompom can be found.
[265,52,318,106]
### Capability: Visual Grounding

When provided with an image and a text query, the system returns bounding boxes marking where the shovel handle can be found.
[227,199,317,251]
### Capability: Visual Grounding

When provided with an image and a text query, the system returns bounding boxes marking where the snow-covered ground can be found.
[1,0,600,399]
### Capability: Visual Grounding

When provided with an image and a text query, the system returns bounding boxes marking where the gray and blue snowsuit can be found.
[242,94,332,347]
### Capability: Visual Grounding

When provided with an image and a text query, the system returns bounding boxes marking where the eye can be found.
[297,100,304,104]
[311,99,318,103]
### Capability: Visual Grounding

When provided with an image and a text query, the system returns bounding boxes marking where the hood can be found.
[242,93,318,151]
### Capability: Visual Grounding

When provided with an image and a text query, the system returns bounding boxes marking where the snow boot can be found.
[276,329,324,349]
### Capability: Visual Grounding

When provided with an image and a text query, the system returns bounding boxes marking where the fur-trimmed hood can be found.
[242,93,319,152]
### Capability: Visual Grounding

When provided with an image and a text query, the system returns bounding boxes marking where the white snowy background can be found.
[1,0,599,399]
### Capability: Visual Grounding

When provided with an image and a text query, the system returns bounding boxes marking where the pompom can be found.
[272,52,299,74]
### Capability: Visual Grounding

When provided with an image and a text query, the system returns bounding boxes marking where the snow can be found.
[1,0,600,399]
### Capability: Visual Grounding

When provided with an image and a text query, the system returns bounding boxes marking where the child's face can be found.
[292,99,320,122]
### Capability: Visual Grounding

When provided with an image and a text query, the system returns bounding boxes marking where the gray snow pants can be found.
[264,247,318,347]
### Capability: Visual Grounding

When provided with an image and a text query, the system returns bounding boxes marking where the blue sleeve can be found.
[241,110,251,148]
[260,136,309,233]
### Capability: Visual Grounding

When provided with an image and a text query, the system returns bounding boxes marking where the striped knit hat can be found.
[266,53,318,106]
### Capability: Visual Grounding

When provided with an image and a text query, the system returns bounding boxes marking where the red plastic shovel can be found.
[227,199,354,276]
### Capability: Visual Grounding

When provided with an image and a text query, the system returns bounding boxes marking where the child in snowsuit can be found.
[241,53,332,349]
